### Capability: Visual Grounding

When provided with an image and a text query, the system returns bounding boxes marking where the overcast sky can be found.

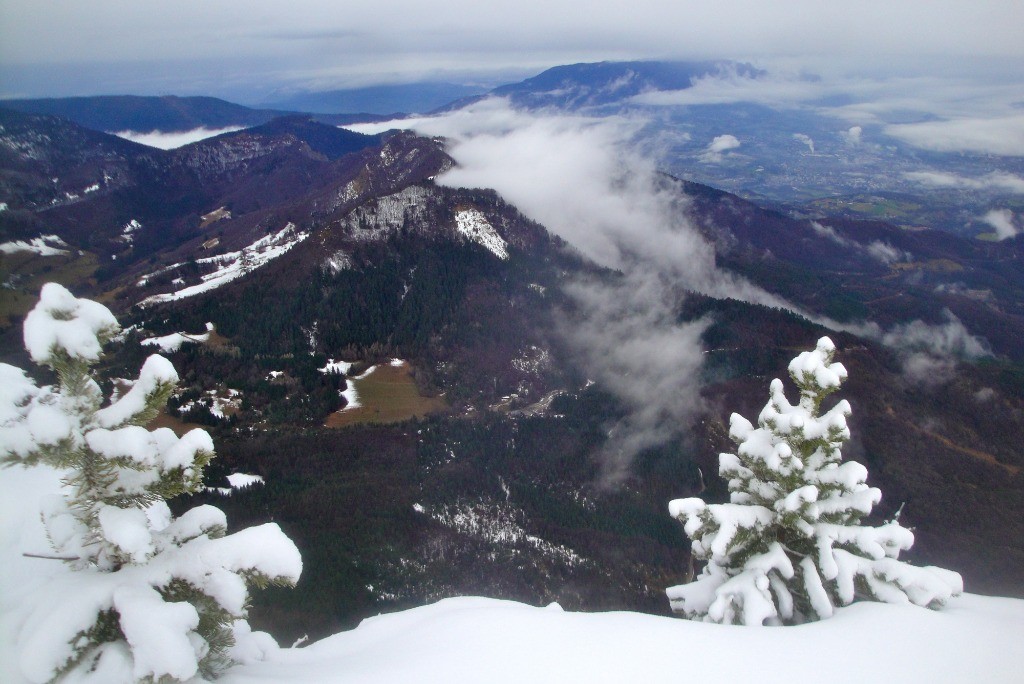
[1,0,1022,100]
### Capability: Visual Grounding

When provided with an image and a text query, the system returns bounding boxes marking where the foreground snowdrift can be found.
[222,593,1022,684]
[2,461,1021,683]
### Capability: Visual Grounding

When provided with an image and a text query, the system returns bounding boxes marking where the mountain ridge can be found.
[0,95,395,134]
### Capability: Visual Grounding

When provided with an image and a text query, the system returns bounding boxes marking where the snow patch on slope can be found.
[179,387,242,419]
[227,473,264,489]
[207,473,265,497]
[141,324,213,352]
[323,250,352,273]
[345,186,431,240]
[139,224,307,306]
[424,501,585,568]
[0,235,69,256]
[121,219,143,244]
[319,359,353,375]
[337,365,378,411]
[455,209,508,260]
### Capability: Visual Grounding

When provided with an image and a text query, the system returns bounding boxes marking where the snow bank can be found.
[0,235,69,256]
[220,593,1023,684]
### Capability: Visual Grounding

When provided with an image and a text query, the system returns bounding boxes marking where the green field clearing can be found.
[0,250,99,327]
[325,362,447,428]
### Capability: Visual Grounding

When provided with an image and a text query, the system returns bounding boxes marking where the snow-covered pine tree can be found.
[0,283,302,682]
[666,336,962,626]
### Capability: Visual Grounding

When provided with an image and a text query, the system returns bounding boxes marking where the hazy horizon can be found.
[1,1,1022,101]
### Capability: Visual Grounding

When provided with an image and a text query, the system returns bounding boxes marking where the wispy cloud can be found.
[632,68,1024,156]
[631,70,825,108]
[810,221,853,247]
[793,133,815,153]
[810,222,910,264]
[903,170,1024,193]
[865,241,909,265]
[560,274,711,487]
[379,99,789,484]
[885,115,1024,155]
[880,311,990,385]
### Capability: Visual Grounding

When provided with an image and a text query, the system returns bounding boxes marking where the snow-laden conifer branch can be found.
[667,336,962,625]
[0,284,302,682]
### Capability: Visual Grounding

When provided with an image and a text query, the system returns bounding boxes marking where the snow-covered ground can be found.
[221,593,1022,684]
[318,359,354,375]
[0,234,69,256]
[226,473,264,490]
[338,365,378,411]
[343,186,431,240]
[140,323,213,352]
[109,126,245,150]
[121,219,143,244]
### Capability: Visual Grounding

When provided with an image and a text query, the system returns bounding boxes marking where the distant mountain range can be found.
[0,94,392,134]
[0,61,756,130]
[465,60,761,111]
[260,82,489,116]
[5,60,1020,238]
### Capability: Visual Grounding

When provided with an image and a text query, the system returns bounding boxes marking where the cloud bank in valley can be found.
[840,126,863,145]
[111,127,245,150]
[354,97,994,481]
[631,68,1024,157]
[391,99,789,484]
[885,115,1024,156]
[903,171,1024,194]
